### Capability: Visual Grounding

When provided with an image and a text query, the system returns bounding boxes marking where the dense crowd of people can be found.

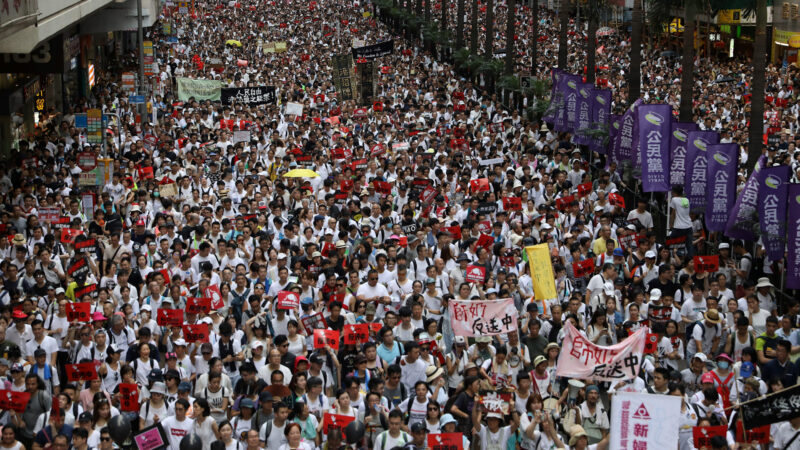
[4,0,800,448]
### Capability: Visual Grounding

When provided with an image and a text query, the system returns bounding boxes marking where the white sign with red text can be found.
[449,298,518,337]
[610,393,680,450]
[556,321,647,382]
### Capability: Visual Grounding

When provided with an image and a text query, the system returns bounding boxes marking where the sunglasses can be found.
[101,437,112,442]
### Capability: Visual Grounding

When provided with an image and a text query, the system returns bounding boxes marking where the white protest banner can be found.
[233,131,250,144]
[479,157,504,166]
[449,298,517,337]
[610,393,681,450]
[556,321,647,381]
[286,102,304,116]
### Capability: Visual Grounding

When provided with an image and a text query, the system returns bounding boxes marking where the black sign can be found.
[220,86,276,105]
[741,384,800,428]
[351,40,394,60]
[477,202,498,215]
[401,222,418,234]
[767,134,780,147]
[0,35,64,74]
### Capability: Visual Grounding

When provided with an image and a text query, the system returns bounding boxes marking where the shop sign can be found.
[0,35,64,73]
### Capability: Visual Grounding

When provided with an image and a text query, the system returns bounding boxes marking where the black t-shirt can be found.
[326,314,345,332]
[452,391,475,417]
[647,278,678,298]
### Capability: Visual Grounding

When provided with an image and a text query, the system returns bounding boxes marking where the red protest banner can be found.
[373,180,392,195]
[419,185,437,204]
[186,297,211,315]
[350,158,367,171]
[428,433,464,450]
[182,324,210,343]
[691,426,726,448]
[465,265,486,283]
[476,220,492,234]
[73,238,97,252]
[0,390,31,413]
[469,178,490,193]
[502,197,522,211]
[369,323,383,334]
[476,233,494,251]
[313,329,340,350]
[340,179,354,192]
[572,259,595,278]
[694,255,719,273]
[65,363,99,381]
[66,302,91,322]
[499,256,515,267]
[644,333,659,354]
[74,284,97,299]
[157,309,184,327]
[322,413,355,435]
[665,235,687,248]
[478,393,509,414]
[735,422,769,444]
[577,182,593,197]
[277,291,300,310]
[608,192,625,208]
[119,383,139,412]
[138,166,154,179]
[343,324,369,345]
[443,226,462,240]
[555,195,575,211]
[61,228,84,244]
[300,312,326,334]
[370,143,385,157]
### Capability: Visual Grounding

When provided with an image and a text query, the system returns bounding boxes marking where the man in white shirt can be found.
[161,398,195,450]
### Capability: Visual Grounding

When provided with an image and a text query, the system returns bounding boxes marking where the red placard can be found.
[419,185,437,204]
[66,258,88,276]
[313,329,340,350]
[277,291,300,310]
[444,226,462,240]
[65,363,99,381]
[186,297,211,314]
[469,178,490,193]
[735,422,770,444]
[370,143,385,157]
[397,236,408,247]
[665,235,687,248]
[157,309,184,327]
[694,255,719,273]
[61,228,84,244]
[300,312,326,334]
[369,323,383,334]
[182,324,210,343]
[692,426,727,448]
[322,413,355,435]
[74,284,97,299]
[119,383,140,412]
[373,180,392,195]
[477,220,492,234]
[373,101,384,111]
[66,302,91,322]
[138,166,154,180]
[428,433,464,450]
[351,158,367,171]
[608,192,625,208]
[500,256,515,267]
[0,390,31,413]
[502,197,522,211]
[465,265,486,283]
[555,194,575,211]
[343,324,369,345]
[476,233,494,251]
[74,238,97,252]
[644,333,659,354]
[340,179,354,192]
[577,182,593,197]
[572,259,595,278]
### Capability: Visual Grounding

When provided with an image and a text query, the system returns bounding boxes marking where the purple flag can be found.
[614,100,642,164]
[608,114,622,166]
[705,144,738,232]
[787,184,800,289]
[684,131,719,214]
[563,75,580,133]
[669,122,698,186]
[553,73,568,132]
[758,165,790,261]
[638,104,672,192]
[574,83,594,146]
[725,155,766,241]
[542,68,562,123]
[590,89,612,154]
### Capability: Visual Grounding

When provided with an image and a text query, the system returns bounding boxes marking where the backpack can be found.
[132,357,155,375]
[379,430,409,450]
[685,321,706,342]
[404,396,416,425]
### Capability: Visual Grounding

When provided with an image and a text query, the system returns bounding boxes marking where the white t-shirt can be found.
[479,425,512,450]
[162,416,195,450]
[670,196,692,229]
[395,396,429,428]
[139,400,169,427]
[261,420,287,450]
[372,431,410,450]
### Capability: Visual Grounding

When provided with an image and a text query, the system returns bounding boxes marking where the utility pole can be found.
[137,0,146,115]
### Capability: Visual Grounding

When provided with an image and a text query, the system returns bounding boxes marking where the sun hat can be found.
[704,309,722,324]
[426,365,444,383]
[568,425,588,446]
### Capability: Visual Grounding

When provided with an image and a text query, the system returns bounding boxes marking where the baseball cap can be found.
[410,422,428,433]
[79,411,93,422]
[645,250,657,259]
[178,381,192,392]
[259,391,274,403]
[701,372,715,384]
[740,361,755,378]
[240,398,255,409]
[612,248,624,257]
[33,349,46,358]
[649,289,662,301]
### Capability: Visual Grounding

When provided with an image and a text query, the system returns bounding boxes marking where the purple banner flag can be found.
[758,165,790,261]
[542,68,562,123]
[638,104,672,192]
[614,100,642,164]
[574,83,594,146]
[705,144,738,232]
[684,130,719,214]
[787,184,800,289]
[608,114,622,165]
[590,89,612,154]
[669,122,698,186]
[725,155,766,241]
[563,75,580,133]
[553,73,568,132]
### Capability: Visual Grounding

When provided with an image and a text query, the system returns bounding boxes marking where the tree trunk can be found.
[627,0,642,103]
[586,0,597,84]
[485,0,494,58]
[441,0,448,31]
[505,0,516,75]
[470,0,479,54]
[531,0,538,76]
[416,0,422,18]
[557,0,569,70]
[747,0,768,173]
[456,0,465,48]
[679,1,696,122]
[425,0,430,25]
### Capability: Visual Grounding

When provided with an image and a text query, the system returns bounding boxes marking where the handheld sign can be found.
[66,363,99,381]
[469,178,490,193]
[428,433,464,450]
[694,255,719,273]
[572,259,595,278]
[277,291,300,310]
[465,265,486,283]
[313,329,340,350]
[157,309,184,327]
[692,426,727,448]
[66,302,91,322]
[0,390,31,413]
[185,297,211,314]
[644,333,659,354]
[300,312,326,334]
[322,413,355,436]
[502,197,522,211]
[119,383,140,412]
[182,324,210,343]
[343,324,369,345]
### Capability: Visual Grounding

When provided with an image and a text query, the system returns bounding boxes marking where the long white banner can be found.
[610,393,681,450]
[556,321,646,381]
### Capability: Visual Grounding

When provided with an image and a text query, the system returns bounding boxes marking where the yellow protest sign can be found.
[263,42,276,53]
[525,244,557,300]
[275,42,287,53]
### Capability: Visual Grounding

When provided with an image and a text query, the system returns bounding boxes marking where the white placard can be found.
[286,102,304,116]
[609,393,681,450]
